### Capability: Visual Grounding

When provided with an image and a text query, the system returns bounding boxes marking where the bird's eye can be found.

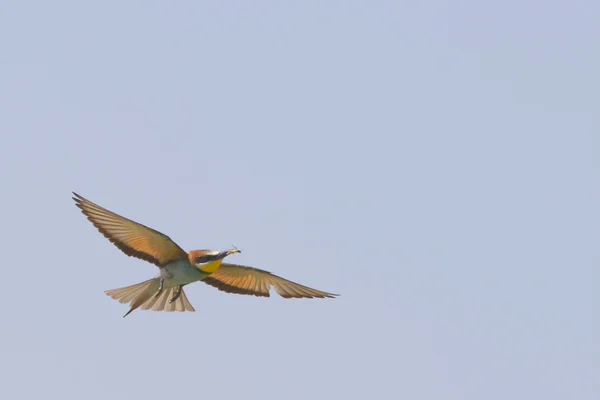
[195,256,212,264]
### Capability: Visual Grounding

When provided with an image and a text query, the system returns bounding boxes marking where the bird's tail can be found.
[105,278,196,318]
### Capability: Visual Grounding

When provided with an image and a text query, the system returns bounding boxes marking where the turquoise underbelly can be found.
[162,261,209,285]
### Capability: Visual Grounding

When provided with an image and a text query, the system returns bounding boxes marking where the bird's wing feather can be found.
[73,192,188,267]
[202,263,338,299]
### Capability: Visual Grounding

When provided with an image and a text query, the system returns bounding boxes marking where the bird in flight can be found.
[72,192,338,317]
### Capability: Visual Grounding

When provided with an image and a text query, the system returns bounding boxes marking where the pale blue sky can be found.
[0,2,598,399]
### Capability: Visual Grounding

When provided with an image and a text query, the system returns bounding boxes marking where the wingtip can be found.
[72,191,84,203]
[316,292,339,299]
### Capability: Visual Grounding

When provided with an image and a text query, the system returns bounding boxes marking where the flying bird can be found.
[72,192,338,317]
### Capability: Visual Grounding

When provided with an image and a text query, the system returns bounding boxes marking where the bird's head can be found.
[188,247,241,273]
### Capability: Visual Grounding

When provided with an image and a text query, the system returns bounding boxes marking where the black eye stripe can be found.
[195,255,214,263]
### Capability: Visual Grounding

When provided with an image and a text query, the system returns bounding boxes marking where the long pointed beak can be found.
[215,247,241,260]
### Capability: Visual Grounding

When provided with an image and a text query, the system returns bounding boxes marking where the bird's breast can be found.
[162,260,208,285]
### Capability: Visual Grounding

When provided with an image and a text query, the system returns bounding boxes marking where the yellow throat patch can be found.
[198,259,223,273]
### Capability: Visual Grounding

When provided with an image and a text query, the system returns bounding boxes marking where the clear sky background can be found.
[0,2,598,399]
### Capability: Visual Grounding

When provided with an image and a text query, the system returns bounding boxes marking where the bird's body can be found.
[161,258,210,286]
[72,192,338,317]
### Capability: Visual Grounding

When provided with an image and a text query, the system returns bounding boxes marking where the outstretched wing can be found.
[73,192,188,267]
[202,263,338,299]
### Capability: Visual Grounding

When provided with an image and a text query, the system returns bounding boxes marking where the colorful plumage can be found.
[73,192,338,317]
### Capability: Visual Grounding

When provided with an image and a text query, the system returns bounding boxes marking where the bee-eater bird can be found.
[72,192,338,317]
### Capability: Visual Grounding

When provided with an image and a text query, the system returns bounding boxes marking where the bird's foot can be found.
[154,279,164,298]
[169,285,183,304]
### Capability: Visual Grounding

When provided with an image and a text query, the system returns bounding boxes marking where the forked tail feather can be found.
[105,278,196,318]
